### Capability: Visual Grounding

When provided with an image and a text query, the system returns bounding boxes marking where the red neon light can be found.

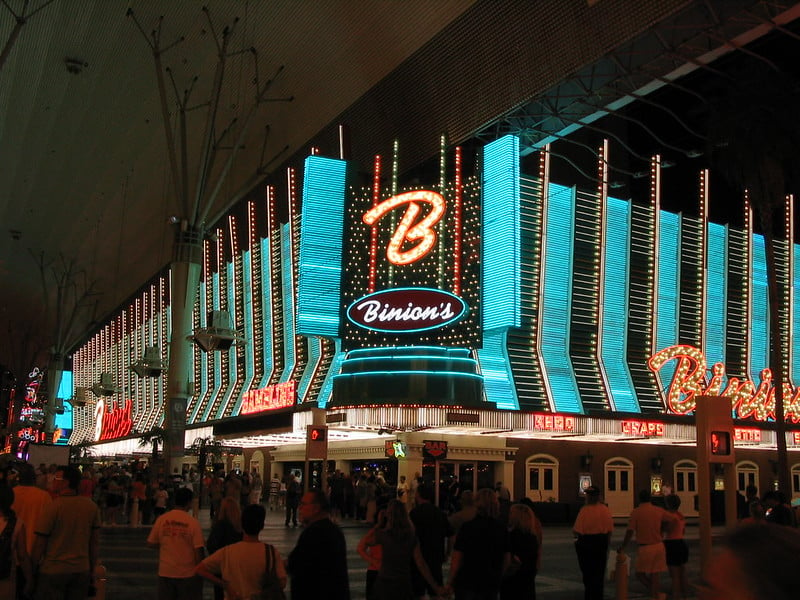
[368,155,381,293]
[793,432,800,445]
[99,401,133,441]
[621,420,665,437]
[533,414,575,432]
[453,146,463,296]
[648,344,800,423]
[240,381,296,415]
[734,428,762,443]
[362,190,445,265]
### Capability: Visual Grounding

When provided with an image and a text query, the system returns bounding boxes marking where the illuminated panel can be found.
[215,260,238,419]
[267,188,285,385]
[655,211,681,394]
[278,224,297,382]
[201,271,223,422]
[482,134,520,330]
[778,196,792,388]
[316,339,346,408]
[297,155,347,337]
[368,155,381,293]
[600,197,639,412]
[570,182,608,412]
[231,248,256,416]
[478,135,520,410]
[540,183,582,413]
[240,381,296,414]
[705,223,727,371]
[247,200,265,392]
[793,243,800,384]
[725,198,750,381]
[297,336,323,403]
[506,171,549,411]
[189,279,208,423]
[750,234,769,383]
[259,236,276,387]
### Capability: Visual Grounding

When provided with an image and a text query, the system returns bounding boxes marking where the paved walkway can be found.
[99,506,711,599]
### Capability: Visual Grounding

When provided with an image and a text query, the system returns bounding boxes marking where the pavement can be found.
[99,505,711,599]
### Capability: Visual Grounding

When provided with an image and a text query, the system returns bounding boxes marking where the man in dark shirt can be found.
[287,489,350,600]
[447,488,510,600]
[410,484,454,598]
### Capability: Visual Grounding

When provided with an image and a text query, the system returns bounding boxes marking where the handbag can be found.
[259,543,286,600]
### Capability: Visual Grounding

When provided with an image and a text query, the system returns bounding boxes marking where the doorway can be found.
[605,457,634,517]
[673,459,698,517]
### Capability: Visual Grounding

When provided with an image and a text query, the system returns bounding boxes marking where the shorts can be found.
[664,539,689,566]
[636,542,667,574]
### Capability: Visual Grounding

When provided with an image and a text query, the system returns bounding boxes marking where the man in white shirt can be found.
[147,487,205,600]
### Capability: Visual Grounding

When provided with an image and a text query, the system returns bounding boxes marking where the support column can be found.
[165,226,203,474]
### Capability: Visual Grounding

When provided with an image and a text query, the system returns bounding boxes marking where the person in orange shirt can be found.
[10,463,52,554]
[573,486,614,600]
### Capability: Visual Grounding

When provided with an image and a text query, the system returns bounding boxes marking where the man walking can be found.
[618,489,676,600]
[284,473,301,527]
[147,486,205,600]
[410,484,453,599]
[287,489,350,599]
[31,465,100,600]
[573,485,614,600]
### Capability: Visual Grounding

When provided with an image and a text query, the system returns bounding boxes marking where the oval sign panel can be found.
[347,287,468,333]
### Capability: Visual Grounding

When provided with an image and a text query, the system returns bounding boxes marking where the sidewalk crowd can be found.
[1,460,799,600]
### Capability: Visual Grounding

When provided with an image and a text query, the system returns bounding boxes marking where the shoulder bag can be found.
[259,543,286,600]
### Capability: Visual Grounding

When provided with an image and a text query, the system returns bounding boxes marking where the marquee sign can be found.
[648,345,800,422]
[96,400,133,441]
[423,440,448,459]
[240,381,296,415]
[346,287,467,333]
[532,414,575,432]
[621,420,665,437]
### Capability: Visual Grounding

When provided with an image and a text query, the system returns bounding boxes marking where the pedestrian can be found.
[447,487,510,600]
[618,489,677,600]
[396,475,409,510]
[205,497,243,600]
[31,465,101,600]
[153,482,169,519]
[409,484,453,599]
[573,485,614,600]
[146,486,205,600]
[287,489,350,600]
[0,484,33,600]
[698,523,800,600]
[284,473,301,527]
[196,503,287,600]
[269,473,281,511]
[763,490,796,526]
[663,494,689,600]
[368,499,447,600]
[357,509,386,600]
[249,470,263,505]
[501,503,540,600]
[448,490,477,537]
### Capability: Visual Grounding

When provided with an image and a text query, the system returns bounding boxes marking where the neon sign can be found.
[362,190,445,265]
[734,428,761,443]
[533,414,575,432]
[240,381,296,415]
[621,420,665,437]
[98,400,133,441]
[648,345,800,422]
[346,287,467,333]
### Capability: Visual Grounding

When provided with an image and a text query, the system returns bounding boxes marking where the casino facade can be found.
[66,130,800,518]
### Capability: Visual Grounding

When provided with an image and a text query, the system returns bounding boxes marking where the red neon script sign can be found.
[648,345,800,423]
[362,190,445,265]
[99,400,133,441]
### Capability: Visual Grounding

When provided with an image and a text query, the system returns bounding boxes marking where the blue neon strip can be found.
[202,272,222,422]
[298,155,347,337]
[297,336,322,403]
[656,211,681,390]
[333,370,484,380]
[317,339,345,408]
[56,371,73,400]
[215,262,237,419]
[344,355,478,366]
[482,135,521,330]
[189,280,209,423]
[540,183,582,413]
[259,237,275,388]
[477,330,518,409]
[279,224,297,382]
[751,235,769,382]
[346,345,469,357]
[794,245,800,384]
[232,250,255,415]
[705,223,727,371]
[601,197,639,412]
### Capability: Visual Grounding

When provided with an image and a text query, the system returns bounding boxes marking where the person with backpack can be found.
[196,503,286,600]
[0,484,33,599]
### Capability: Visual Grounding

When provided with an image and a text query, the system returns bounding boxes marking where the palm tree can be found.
[138,426,167,479]
[706,59,800,495]
[190,435,225,508]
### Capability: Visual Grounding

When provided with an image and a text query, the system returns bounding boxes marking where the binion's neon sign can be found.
[648,345,800,423]
[362,190,446,265]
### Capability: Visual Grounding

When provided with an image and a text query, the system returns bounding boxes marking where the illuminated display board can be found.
[240,381,296,414]
[340,146,481,350]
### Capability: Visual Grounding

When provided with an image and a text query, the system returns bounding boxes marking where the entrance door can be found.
[605,458,634,517]
[526,454,558,502]
[424,461,492,509]
[673,460,698,517]
[736,461,760,495]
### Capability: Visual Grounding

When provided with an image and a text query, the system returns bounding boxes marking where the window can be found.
[526,454,559,502]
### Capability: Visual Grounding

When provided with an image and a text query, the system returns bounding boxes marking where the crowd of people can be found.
[2,459,800,600]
